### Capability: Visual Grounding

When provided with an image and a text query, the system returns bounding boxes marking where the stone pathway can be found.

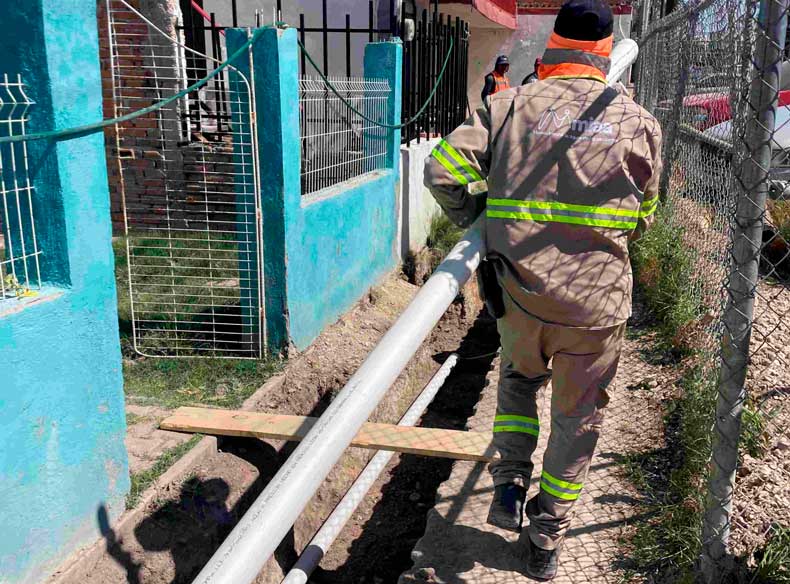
[400,330,670,584]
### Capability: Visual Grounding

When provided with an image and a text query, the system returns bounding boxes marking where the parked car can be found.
[703,104,790,161]
[702,103,790,202]
[674,62,790,130]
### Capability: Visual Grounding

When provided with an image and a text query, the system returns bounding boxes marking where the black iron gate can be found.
[177,0,469,144]
[401,6,469,144]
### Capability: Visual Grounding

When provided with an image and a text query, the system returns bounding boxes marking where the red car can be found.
[682,90,790,130]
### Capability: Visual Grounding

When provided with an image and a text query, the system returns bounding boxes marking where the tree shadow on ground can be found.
[98,390,335,583]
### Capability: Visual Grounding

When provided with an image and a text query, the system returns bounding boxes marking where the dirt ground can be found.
[50,263,788,583]
[731,281,790,557]
[399,297,677,584]
[55,271,498,584]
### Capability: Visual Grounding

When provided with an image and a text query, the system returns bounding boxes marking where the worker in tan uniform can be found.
[424,0,662,578]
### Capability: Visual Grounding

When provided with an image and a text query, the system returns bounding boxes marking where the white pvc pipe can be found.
[608,38,639,87]
[281,353,459,584]
[194,217,484,584]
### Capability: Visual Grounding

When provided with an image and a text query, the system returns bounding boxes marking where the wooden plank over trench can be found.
[160,406,497,462]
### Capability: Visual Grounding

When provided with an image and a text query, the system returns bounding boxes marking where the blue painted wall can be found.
[242,28,403,351]
[288,41,403,349]
[0,2,129,582]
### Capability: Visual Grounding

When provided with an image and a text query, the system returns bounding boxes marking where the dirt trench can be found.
[56,272,500,584]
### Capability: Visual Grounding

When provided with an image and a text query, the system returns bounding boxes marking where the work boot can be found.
[486,483,526,532]
[524,536,560,581]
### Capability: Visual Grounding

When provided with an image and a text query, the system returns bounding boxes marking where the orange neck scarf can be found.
[538,32,613,83]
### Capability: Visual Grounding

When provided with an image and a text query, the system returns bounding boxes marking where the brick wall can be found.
[98,0,163,234]
[97,0,240,235]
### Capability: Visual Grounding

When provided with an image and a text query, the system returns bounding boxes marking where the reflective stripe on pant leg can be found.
[526,324,626,550]
[493,414,540,437]
[489,358,546,487]
[540,470,583,500]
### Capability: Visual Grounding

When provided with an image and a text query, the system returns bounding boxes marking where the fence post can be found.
[364,39,403,170]
[227,26,301,354]
[700,0,789,579]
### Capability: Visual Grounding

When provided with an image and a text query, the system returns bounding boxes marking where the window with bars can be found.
[0,74,41,302]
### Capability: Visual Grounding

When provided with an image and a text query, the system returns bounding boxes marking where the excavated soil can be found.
[55,272,498,584]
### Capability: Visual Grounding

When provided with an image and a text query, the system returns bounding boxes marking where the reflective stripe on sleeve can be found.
[486,198,638,229]
[493,414,540,437]
[540,470,583,501]
[431,139,484,185]
[640,196,659,218]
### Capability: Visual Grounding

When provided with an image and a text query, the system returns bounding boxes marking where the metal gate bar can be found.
[106,0,264,358]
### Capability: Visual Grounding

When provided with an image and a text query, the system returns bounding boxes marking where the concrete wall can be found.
[467,12,632,110]
[398,138,442,259]
[0,2,129,583]
[228,29,402,353]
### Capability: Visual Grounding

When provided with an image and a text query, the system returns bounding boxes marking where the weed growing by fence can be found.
[769,200,790,243]
[427,213,463,266]
[625,364,718,580]
[751,525,790,583]
[630,204,704,354]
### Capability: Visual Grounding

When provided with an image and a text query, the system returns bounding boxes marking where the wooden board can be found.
[160,407,498,462]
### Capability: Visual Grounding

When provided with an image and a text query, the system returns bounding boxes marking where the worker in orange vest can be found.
[481,55,511,106]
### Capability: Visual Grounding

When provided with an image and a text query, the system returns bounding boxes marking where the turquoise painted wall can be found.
[0,2,129,582]
[232,28,403,352]
[287,41,403,349]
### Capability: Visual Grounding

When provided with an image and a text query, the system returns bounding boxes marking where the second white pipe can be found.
[282,353,459,584]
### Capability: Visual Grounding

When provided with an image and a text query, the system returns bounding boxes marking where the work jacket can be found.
[425,76,663,328]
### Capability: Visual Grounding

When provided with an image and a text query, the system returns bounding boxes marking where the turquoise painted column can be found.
[0,1,129,582]
[364,41,403,170]
[227,27,301,354]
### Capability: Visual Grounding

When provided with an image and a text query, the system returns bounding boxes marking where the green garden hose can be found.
[0,26,274,145]
[298,37,454,130]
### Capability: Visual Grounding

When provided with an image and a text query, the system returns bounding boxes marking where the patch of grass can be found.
[125,412,146,426]
[126,434,203,509]
[426,213,464,264]
[113,233,257,357]
[751,525,790,584]
[770,200,790,242]
[124,357,281,409]
[624,364,718,580]
[630,205,705,354]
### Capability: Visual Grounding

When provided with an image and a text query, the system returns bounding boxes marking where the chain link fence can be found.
[634,0,790,579]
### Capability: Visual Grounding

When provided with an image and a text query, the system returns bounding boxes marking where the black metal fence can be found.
[401,7,470,144]
[177,0,470,144]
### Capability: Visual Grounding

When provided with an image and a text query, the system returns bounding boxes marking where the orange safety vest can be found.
[491,71,511,94]
[537,32,613,83]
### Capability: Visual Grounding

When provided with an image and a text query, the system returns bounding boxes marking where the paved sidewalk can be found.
[400,333,667,583]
